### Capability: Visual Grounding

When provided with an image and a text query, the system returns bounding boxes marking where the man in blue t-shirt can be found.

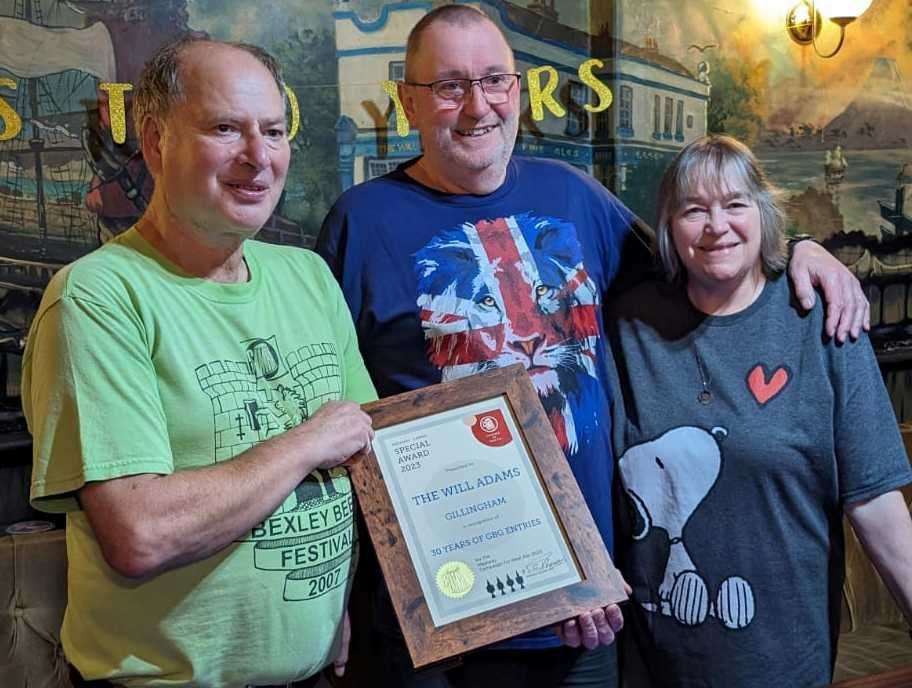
[316,6,869,687]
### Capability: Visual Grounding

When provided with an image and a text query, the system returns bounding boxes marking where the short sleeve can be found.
[24,293,174,513]
[833,333,912,504]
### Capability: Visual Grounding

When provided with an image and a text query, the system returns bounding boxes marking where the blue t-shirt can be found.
[317,156,638,649]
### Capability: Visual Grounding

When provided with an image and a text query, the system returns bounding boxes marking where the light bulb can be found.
[793,3,812,23]
[815,0,873,20]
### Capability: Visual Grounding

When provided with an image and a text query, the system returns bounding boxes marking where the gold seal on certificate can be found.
[435,561,474,599]
[350,364,627,668]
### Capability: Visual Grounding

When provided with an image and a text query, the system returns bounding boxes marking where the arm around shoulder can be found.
[788,240,869,341]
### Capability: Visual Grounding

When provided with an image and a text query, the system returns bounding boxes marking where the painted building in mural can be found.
[332,0,708,223]
[333,0,423,189]
[594,38,709,222]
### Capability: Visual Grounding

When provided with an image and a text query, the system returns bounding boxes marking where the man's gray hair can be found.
[656,134,788,282]
[404,5,509,81]
[132,35,286,146]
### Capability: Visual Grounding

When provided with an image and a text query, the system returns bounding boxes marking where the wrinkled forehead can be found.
[675,155,757,207]
[180,43,279,92]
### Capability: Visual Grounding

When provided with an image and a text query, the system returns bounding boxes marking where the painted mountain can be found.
[822,58,912,150]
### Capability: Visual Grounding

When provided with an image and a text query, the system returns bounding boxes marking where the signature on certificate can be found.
[522,551,564,576]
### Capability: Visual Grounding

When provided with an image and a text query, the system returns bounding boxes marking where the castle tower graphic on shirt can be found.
[195,336,353,602]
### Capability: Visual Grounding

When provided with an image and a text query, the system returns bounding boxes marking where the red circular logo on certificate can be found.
[471,409,512,447]
[479,415,499,433]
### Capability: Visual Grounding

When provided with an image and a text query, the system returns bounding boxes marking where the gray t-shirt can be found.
[607,274,911,688]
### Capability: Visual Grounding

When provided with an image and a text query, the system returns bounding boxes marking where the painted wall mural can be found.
[0,0,909,441]
[616,0,912,236]
[0,0,347,437]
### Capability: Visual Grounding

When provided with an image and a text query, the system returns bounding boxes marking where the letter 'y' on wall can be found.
[0,79,22,141]
[382,80,410,138]
[527,66,565,121]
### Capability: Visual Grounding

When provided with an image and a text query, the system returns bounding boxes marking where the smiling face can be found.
[143,43,290,245]
[401,18,519,190]
[671,179,764,299]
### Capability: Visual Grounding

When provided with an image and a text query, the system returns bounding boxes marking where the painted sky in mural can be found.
[622,0,912,131]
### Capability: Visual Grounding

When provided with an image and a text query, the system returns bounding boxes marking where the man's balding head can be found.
[404,5,510,81]
[133,36,286,143]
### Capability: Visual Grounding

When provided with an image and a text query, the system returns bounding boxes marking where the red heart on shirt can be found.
[747,365,790,405]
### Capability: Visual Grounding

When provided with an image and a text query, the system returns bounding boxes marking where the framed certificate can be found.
[350,364,627,668]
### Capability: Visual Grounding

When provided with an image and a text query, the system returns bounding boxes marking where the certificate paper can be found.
[372,396,581,627]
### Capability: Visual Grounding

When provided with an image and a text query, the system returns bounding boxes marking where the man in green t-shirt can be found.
[23,36,377,688]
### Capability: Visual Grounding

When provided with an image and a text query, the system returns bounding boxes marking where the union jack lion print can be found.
[414,212,601,455]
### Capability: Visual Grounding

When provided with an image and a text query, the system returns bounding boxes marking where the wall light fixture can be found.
[785,0,873,58]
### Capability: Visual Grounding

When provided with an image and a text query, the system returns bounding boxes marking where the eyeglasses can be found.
[405,73,520,104]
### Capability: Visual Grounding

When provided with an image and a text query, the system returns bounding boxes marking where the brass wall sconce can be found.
[785,0,873,58]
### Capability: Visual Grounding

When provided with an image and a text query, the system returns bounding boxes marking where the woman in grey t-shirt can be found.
[608,134,912,687]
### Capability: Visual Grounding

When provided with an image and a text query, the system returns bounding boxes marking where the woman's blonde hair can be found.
[656,134,787,282]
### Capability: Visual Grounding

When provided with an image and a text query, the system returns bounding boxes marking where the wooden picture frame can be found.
[349,364,627,668]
